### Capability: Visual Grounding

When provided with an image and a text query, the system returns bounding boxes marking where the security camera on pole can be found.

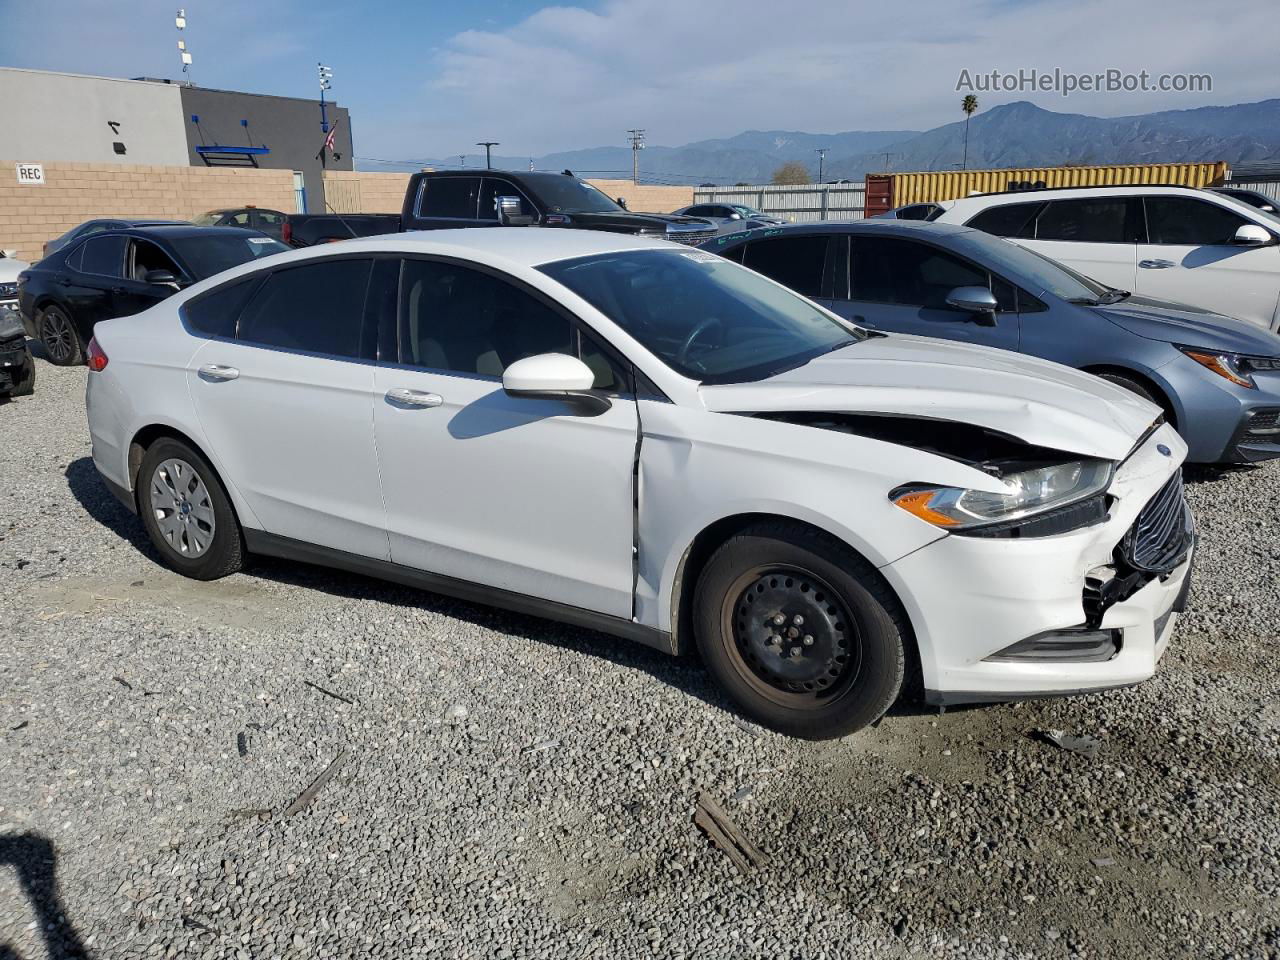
[318,63,334,168]
[175,9,193,86]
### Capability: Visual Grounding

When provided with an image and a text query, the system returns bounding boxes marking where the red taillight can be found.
[86,336,108,372]
[281,221,293,244]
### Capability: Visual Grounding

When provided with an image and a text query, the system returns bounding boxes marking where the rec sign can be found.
[16,163,45,185]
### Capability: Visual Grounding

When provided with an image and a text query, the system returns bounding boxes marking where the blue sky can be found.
[1,0,1275,165]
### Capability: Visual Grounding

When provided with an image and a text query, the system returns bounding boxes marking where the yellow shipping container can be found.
[868,161,1229,213]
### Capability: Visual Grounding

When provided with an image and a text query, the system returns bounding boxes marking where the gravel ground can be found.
[3,355,1279,960]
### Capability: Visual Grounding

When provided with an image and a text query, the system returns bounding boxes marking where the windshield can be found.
[170,234,288,279]
[526,175,624,214]
[732,205,764,218]
[191,211,223,226]
[540,249,864,383]
[962,231,1115,303]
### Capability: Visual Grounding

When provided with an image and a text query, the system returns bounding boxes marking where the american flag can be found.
[322,118,339,154]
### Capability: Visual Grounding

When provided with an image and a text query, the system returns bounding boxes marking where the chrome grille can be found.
[1121,471,1192,574]
[667,228,718,246]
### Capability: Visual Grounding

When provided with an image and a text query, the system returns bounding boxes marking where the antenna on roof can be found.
[175,9,193,86]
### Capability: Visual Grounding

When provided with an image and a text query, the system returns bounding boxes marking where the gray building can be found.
[0,67,354,213]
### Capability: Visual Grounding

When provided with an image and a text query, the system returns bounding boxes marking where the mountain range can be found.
[366,99,1280,185]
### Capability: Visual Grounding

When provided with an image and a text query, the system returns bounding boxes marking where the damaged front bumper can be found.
[879,422,1194,705]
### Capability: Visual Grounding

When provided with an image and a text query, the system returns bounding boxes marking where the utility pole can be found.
[815,148,828,183]
[880,152,898,172]
[476,141,499,170]
[458,155,466,168]
[627,128,646,184]
[317,63,333,168]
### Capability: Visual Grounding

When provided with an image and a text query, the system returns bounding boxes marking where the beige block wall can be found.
[322,170,412,213]
[0,163,296,263]
[587,179,693,213]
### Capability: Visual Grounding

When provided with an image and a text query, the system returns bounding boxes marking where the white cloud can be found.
[404,0,1279,157]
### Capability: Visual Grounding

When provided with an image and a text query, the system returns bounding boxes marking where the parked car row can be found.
[81,225,1195,739]
[701,217,1280,464]
[13,173,1275,743]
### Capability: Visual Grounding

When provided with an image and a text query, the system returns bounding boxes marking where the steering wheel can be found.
[677,317,722,367]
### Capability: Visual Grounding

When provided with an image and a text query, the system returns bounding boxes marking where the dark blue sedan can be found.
[703,221,1280,464]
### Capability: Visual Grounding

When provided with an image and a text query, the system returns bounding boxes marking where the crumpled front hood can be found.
[700,335,1161,462]
[1095,296,1280,356]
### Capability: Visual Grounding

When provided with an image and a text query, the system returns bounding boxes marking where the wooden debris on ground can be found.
[284,749,349,817]
[693,791,768,873]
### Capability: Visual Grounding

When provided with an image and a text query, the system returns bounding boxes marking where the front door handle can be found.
[1139,259,1176,269]
[386,387,443,408]
[198,364,240,382]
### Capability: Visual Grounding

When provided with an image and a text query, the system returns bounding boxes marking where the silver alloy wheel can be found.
[41,309,75,364]
[150,458,216,558]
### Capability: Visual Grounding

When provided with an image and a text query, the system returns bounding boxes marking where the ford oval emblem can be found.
[1157,443,1172,457]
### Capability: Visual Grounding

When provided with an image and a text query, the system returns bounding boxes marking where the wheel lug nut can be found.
[767,634,781,646]
[802,634,814,646]
[790,646,802,657]
[771,613,786,626]
[793,614,804,626]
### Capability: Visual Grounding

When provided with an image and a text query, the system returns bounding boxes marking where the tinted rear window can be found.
[236,259,372,358]
[79,235,127,277]
[743,236,830,297]
[1034,198,1138,243]
[418,177,481,219]
[965,202,1042,238]
[184,276,261,339]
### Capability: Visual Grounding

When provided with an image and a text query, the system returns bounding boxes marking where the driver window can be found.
[128,239,183,281]
[398,259,573,378]
[849,238,1009,310]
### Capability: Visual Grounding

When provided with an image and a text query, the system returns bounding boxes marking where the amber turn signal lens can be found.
[1182,350,1254,389]
[892,490,960,527]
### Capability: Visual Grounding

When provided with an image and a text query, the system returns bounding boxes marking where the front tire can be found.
[693,521,907,740]
[39,305,84,366]
[137,438,244,580]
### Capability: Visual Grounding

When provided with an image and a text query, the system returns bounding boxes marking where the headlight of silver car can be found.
[889,459,1114,531]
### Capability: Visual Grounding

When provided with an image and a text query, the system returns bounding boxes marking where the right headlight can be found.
[890,459,1114,531]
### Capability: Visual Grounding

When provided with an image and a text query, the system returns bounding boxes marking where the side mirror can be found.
[1231,224,1272,246]
[502,353,611,415]
[728,212,742,220]
[495,196,535,227]
[945,286,999,324]
[616,197,628,210]
[144,269,178,285]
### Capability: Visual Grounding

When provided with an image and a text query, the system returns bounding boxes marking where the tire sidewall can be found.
[694,529,905,740]
[137,438,242,580]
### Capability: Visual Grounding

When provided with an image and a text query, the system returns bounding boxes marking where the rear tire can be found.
[137,438,244,580]
[693,521,907,740]
[39,305,83,366]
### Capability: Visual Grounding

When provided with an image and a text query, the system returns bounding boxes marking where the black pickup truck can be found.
[281,213,401,248]
[399,170,717,244]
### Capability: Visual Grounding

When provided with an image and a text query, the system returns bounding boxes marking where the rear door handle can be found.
[198,364,240,382]
[1139,259,1176,269]
[386,387,443,408]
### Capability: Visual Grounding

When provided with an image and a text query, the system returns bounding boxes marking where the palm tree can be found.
[961,95,979,170]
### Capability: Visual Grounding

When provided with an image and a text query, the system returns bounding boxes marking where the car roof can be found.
[121,225,272,240]
[329,227,677,266]
[946,184,1216,209]
[709,219,975,244]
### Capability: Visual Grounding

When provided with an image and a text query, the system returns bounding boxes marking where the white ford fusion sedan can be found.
[85,229,1194,739]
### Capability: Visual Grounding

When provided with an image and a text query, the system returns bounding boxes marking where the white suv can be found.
[933,186,1280,330]
[85,230,1192,739]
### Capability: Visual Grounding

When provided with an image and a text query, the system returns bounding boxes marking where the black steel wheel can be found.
[39,306,83,366]
[694,521,908,739]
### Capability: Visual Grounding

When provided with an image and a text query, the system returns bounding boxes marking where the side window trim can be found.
[179,271,268,342]
[78,235,127,278]
[388,253,634,396]
[126,237,186,283]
